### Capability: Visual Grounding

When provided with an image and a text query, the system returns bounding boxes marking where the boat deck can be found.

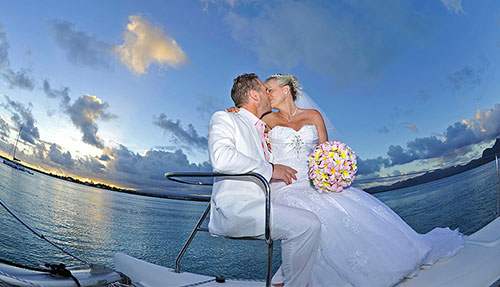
[397,216,500,287]
[116,217,500,287]
[1,218,499,286]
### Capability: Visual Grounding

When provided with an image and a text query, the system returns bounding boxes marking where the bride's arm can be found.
[310,110,328,144]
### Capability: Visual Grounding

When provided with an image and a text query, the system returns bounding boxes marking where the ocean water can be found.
[0,160,498,280]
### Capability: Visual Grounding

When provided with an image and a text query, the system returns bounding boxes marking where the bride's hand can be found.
[272,164,298,185]
[226,106,240,113]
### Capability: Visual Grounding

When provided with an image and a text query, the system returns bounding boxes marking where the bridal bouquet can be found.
[308,141,358,193]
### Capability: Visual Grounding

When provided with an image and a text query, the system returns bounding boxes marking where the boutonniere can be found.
[264,133,272,152]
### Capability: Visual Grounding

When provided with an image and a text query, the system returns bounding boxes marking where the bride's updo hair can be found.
[265,74,301,101]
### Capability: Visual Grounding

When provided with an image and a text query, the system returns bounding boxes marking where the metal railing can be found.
[165,171,273,287]
[164,151,500,285]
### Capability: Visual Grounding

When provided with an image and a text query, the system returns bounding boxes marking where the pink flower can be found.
[307,140,358,193]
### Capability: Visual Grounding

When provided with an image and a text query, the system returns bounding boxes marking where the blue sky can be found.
[0,0,499,195]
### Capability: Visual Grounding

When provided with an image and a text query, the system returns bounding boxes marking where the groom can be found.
[208,73,321,286]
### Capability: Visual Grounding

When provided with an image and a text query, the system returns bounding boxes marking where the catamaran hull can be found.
[115,217,500,287]
[0,263,122,287]
[2,159,33,175]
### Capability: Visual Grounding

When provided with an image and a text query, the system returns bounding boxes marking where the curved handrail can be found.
[164,171,272,244]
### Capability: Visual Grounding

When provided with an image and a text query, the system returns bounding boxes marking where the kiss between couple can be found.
[207,73,466,286]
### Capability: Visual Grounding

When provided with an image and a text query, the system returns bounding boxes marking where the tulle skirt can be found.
[270,179,466,287]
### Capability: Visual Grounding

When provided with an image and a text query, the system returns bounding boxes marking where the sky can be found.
[0,0,499,196]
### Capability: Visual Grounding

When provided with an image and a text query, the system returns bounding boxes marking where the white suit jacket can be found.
[208,109,273,237]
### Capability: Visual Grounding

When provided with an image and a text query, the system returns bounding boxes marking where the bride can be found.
[230,74,466,287]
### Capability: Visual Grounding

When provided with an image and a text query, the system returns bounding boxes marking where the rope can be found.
[0,196,89,265]
[0,258,81,287]
[44,263,81,287]
[0,196,116,286]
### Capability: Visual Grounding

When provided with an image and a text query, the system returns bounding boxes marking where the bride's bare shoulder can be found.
[300,109,323,120]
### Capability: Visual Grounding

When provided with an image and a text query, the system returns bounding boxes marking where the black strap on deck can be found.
[44,263,81,287]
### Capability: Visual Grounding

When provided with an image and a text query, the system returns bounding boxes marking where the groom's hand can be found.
[272,164,297,185]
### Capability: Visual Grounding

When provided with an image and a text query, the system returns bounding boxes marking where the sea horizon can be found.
[0,159,498,279]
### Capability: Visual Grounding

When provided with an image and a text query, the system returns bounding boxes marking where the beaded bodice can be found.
[268,125,318,181]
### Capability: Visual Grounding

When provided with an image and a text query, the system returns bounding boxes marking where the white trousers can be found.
[271,203,321,287]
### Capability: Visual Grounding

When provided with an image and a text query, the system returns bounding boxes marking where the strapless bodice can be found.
[268,125,318,181]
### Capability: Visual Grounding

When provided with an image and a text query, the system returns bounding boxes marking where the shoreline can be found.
[5,137,498,199]
[0,154,210,202]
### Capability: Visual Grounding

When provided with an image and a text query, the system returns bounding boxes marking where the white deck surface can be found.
[115,253,264,286]
[116,217,500,287]
[397,216,500,287]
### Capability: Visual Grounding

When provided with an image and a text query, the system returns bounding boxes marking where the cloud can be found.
[154,113,208,150]
[97,145,211,195]
[77,155,105,174]
[43,80,114,149]
[99,154,111,161]
[391,105,414,120]
[440,0,464,14]
[465,104,500,141]
[105,145,207,179]
[1,69,35,90]
[202,0,237,11]
[48,19,112,68]
[405,123,419,134]
[31,141,103,173]
[196,95,228,120]
[43,79,71,108]
[387,104,500,166]
[357,102,500,174]
[0,116,9,140]
[0,25,9,69]
[1,96,40,144]
[0,25,35,90]
[386,144,420,166]
[115,15,187,74]
[356,156,390,175]
[388,126,472,166]
[64,94,116,149]
[24,140,211,196]
[224,1,431,85]
[416,90,430,102]
[447,65,485,92]
[377,126,390,134]
[48,143,74,167]
[32,142,47,160]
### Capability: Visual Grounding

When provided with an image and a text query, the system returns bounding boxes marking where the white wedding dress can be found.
[268,125,466,287]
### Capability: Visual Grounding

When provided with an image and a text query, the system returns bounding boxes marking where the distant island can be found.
[0,154,209,202]
[4,138,499,200]
[365,137,500,194]
[0,154,132,192]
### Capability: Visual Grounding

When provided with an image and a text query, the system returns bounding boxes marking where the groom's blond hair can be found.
[231,73,260,107]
